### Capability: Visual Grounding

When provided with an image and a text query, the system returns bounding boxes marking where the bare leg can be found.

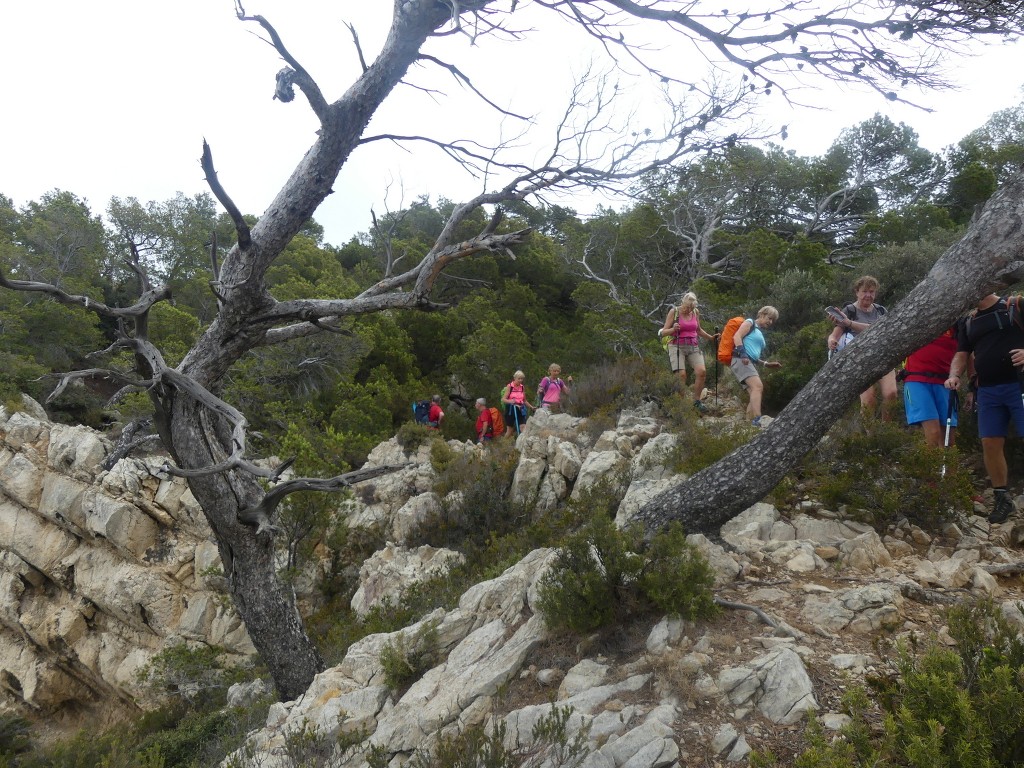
[693,366,707,401]
[879,371,898,421]
[920,420,943,448]
[982,437,1008,487]
[745,376,764,420]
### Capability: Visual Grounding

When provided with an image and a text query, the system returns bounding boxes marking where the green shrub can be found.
[379,619,442,692]
[136,642,252,708]
[0,714,30,759]
[407,705,588,768]
[798,417,973,531]
[396,421,437,452]
[536,516,718,634]
[761,599,1024,768]
[568,357,677,419]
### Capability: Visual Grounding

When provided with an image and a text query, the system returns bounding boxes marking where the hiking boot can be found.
[693,400,708,414]
[990,492,1015,525]
[751,416,763,428]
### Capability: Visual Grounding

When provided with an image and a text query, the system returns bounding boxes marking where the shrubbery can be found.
[755,599,1024,768]
[536,516,718,634]
[798,416,974,531]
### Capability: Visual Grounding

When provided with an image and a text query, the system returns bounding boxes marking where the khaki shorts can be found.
[667,344,704,372]
[730,357,759,385]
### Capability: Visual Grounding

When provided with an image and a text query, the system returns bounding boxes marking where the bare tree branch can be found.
[238,463,410,535]
[345,21,369,73]
[235,1,330,121]
[0,271,171,318]
[201,141,251,250]
[416,54,532,120]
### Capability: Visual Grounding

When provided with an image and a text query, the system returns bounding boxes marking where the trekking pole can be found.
[941,389,958,479]
[513,404,521,436]
[713,326,720,410]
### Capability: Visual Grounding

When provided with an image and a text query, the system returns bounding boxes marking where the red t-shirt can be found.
[475,408,493,439]
[905,329,957,384]
[428,403,444,428]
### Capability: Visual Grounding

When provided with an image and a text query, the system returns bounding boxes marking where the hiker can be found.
[903,328,959,448]
[475,398,494,443]
[827,275,898,418]
[501,370,534,436]
[659,292,720,412]
[537,364,572,412]
[946,294,1024,524]
[729,306,782,427]
[428,394,445,430]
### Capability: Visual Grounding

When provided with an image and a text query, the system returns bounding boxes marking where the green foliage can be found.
[756,600,1024,768]
[136,642,248,708]
[799,417,973,531]
[0,715,30,759]
[408,705,588,768]
[396,421,437,453]
[420,439,526,549]
[568,357,677,419]
[536,515,718,634]
[666,405,755,475]
[379,619,442,692]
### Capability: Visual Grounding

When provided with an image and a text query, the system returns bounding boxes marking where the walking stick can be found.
[713,326,720,409]
[941,389,958,479]
[513,404,521,436]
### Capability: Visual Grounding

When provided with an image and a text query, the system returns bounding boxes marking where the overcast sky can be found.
[3,1,1023,246]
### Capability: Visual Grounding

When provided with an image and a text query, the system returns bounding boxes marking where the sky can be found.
[2,1,1023,246]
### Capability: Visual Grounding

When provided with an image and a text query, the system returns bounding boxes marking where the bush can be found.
[755,599,1024,768]
[798,417,973,531]
[536,516,718,634]
[568,357,677,418]
[379,619,442,692]
[137,642,252,708]
[407,705,588,768]
[396,421,437,452]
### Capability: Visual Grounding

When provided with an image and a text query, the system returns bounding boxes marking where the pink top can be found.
[672,311,699,346]
[505,381,526,405]
[538,376,568,404]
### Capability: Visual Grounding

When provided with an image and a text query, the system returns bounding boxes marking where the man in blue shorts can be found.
[904,328,958,448]
[946,294,1024,524]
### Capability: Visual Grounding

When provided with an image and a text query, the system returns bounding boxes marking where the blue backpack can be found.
[412,400,433,425]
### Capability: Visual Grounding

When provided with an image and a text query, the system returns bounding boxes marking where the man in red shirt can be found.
[475,398,493,442]
[428,395,445,429]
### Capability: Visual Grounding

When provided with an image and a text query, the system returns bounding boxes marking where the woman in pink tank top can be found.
[659,292,720,412]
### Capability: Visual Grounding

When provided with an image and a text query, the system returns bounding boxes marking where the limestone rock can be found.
[839,531,893,572]
[572,451,629,500]
[511,457,547,505]
[390,492,441,543]
[800,584,904,634]
[717,647,818,724]
[351,543,464,617]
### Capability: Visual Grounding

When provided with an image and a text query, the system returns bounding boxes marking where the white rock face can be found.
[350,543,465,617]
[0,400,252,732]
[718,647,818,724]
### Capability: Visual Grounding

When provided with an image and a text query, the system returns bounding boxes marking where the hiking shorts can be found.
[505,403,528,429]
[904,381,958,427]
[667,343,704,373]
[729,357,759,386]
[977,382,1024,438]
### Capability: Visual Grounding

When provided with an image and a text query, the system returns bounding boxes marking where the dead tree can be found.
[3,0,1024,700]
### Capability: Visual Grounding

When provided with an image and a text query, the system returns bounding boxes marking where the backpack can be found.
[488,407,505,436]
[965,295,1024,337]
[717,316,748,364]
[412,400,432,425]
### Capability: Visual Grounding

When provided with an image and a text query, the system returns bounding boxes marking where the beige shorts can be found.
[730,357,759,385]
[667,344,704,372]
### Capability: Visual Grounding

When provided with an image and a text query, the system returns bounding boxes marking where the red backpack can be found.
[717,316,748,364]
[488,407,505,437]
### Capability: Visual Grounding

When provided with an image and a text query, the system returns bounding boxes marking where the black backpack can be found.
[412,400,432,425]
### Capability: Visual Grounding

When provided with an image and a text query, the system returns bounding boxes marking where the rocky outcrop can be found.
[0,398,251,731]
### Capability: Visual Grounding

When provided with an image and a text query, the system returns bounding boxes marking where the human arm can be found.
[658,308,676,338]
[695,311,719,342]
[945,351,970,390]
[734,320,753,361]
